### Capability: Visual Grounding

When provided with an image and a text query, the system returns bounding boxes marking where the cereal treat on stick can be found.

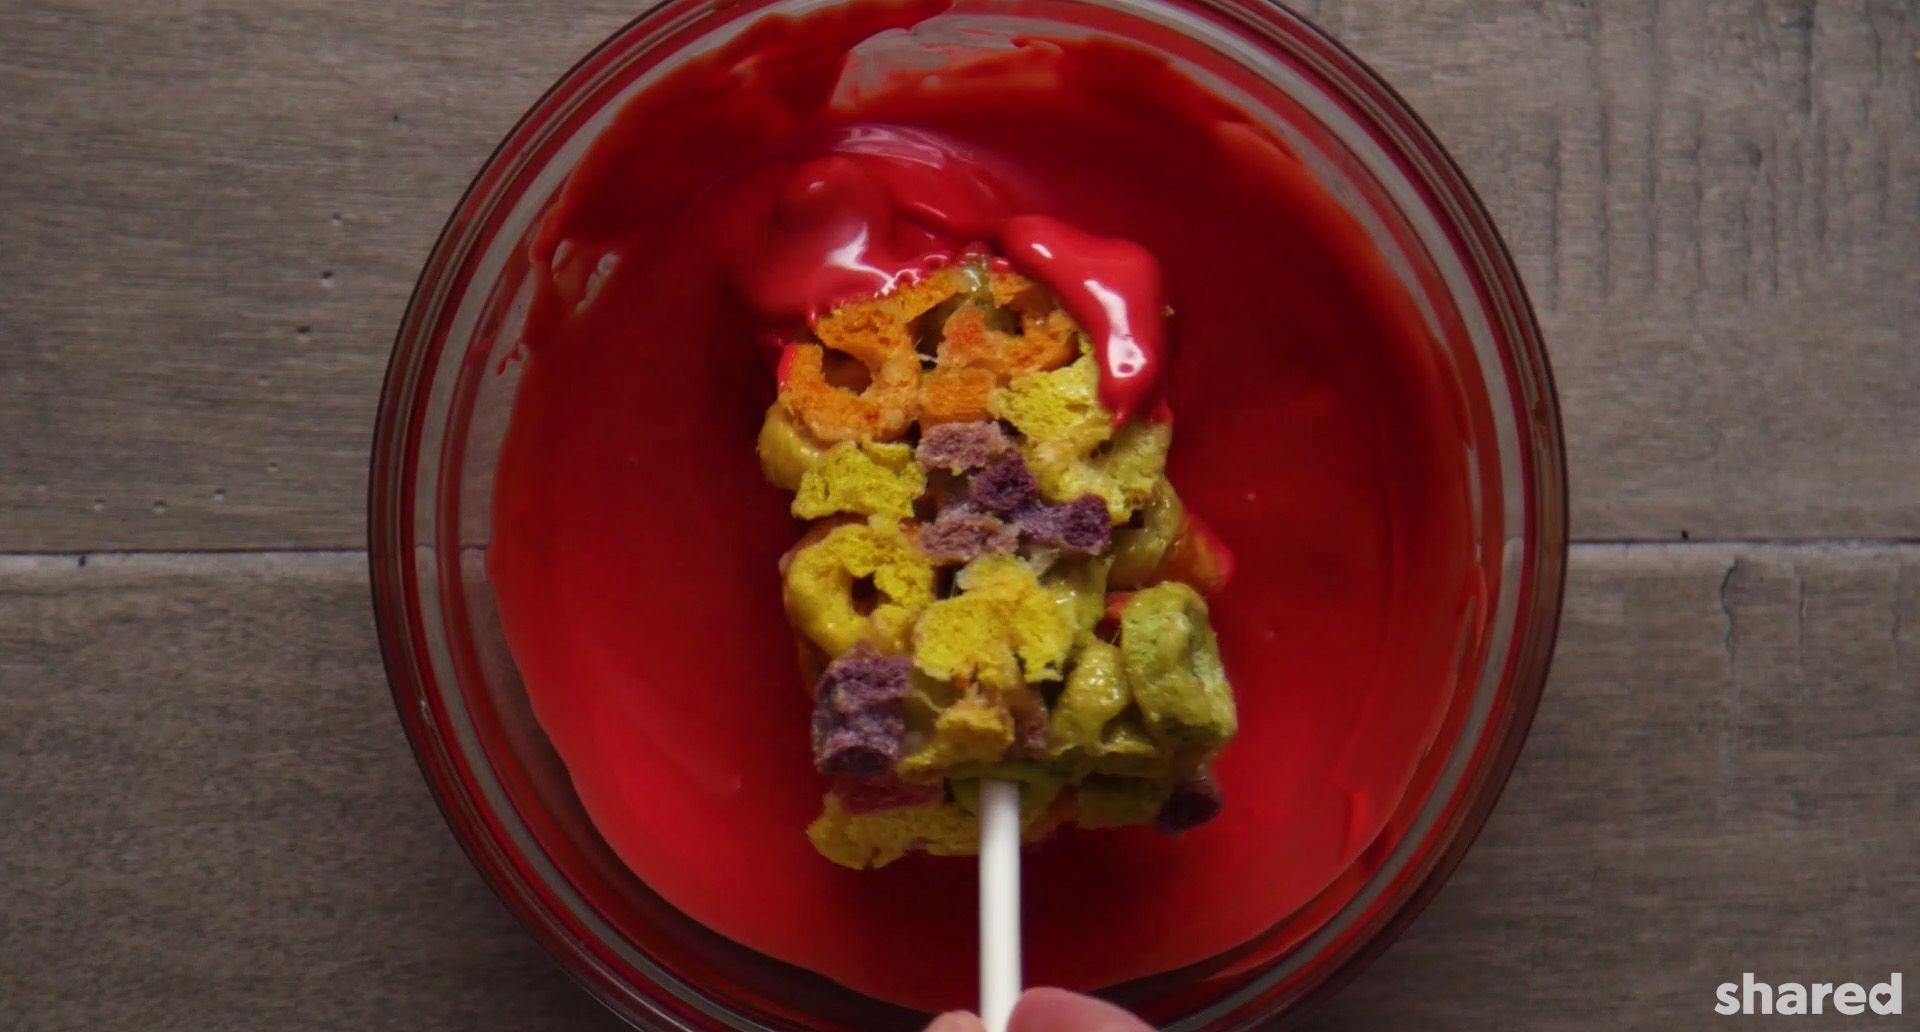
[758,259,1239,869]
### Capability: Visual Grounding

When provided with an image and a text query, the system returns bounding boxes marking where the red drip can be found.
[1002,215,1168,424]
[727,125,1168,418]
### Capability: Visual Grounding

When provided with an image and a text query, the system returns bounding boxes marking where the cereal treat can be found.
[759,258,1239,868]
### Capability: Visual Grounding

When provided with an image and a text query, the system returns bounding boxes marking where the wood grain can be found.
[1,0,1915,549]
[0,0,637,551]
[1304,543,1920,1030]
[1307,0,1920,542]
[4,546,1914,1029]
[0,552,612,1032]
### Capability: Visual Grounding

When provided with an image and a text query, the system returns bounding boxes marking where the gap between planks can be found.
[4,540,1920,565]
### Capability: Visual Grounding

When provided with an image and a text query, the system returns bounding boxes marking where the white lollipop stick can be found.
[978,778,1022,1032]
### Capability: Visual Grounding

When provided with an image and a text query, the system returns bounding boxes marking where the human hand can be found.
[924,988,1154,1032]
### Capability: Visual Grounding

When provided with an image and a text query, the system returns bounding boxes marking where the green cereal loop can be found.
[1121,582,1237,755]
[951,770,1064,818]
[1108,478,1184,589]
[1086,715,1168,779]
[1047,640,1130,761]
[1076,776,1175,829]
[1043,556,1111,646]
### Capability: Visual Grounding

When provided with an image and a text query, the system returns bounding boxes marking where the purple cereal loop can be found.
[811,644,913,776]
[969,455,1040,514]
[833,774,943,814]
[916,421,1012,474]
[1018,494,1110,554]
[918,511,1020,563]
[1154,771,1224,834]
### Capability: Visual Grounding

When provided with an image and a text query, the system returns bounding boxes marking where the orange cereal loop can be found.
[813,304,906,368]
[935,304,1077,380]
[936,305,999,368]
[814,266,972,363]
[988,269,1047,312]
[784,268,978,442]
[919,365,997,426]
[1010,308,1078,373]
[888,265,977,318]
[780,343,921,443]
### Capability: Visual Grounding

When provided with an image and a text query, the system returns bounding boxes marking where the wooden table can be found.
[3,2,1914,1028]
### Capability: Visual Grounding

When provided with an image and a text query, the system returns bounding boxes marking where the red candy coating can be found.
[488,0,1492,1013]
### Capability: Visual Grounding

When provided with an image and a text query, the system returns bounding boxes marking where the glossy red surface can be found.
[487,0,1490,1013]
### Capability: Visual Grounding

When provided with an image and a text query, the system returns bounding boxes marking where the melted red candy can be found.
[1001,215,1168,424]
[489,0,1490,1014]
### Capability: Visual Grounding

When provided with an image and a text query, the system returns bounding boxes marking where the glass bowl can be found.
[369,0,1567,1028]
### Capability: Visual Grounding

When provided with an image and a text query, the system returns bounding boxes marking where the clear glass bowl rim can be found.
[368,0,1570,1027]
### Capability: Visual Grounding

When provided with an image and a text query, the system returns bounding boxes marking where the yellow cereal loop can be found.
[807,773,1073,868]
[896,696,1016,781]
[756,405,831,491]
[911,597,1021,689]
[791,441,925,521]
[912,555,1076,689]
[994,352,1172,522]
[781,519,935,657]
[1038,421,1171,524]
[992,350,1109,448]
[806,793,979,869]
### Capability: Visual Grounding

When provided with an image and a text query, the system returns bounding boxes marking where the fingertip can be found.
[1007,988,1155,1032]
[924,1010,988,1032]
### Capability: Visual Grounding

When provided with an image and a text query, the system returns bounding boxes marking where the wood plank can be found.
[0,0,637,551]
[4,545,1915,1028]
[0,553,612,1031]
[1306,543,1920,1030]
[1,1,1915,550]
[1298,0,1920,541]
